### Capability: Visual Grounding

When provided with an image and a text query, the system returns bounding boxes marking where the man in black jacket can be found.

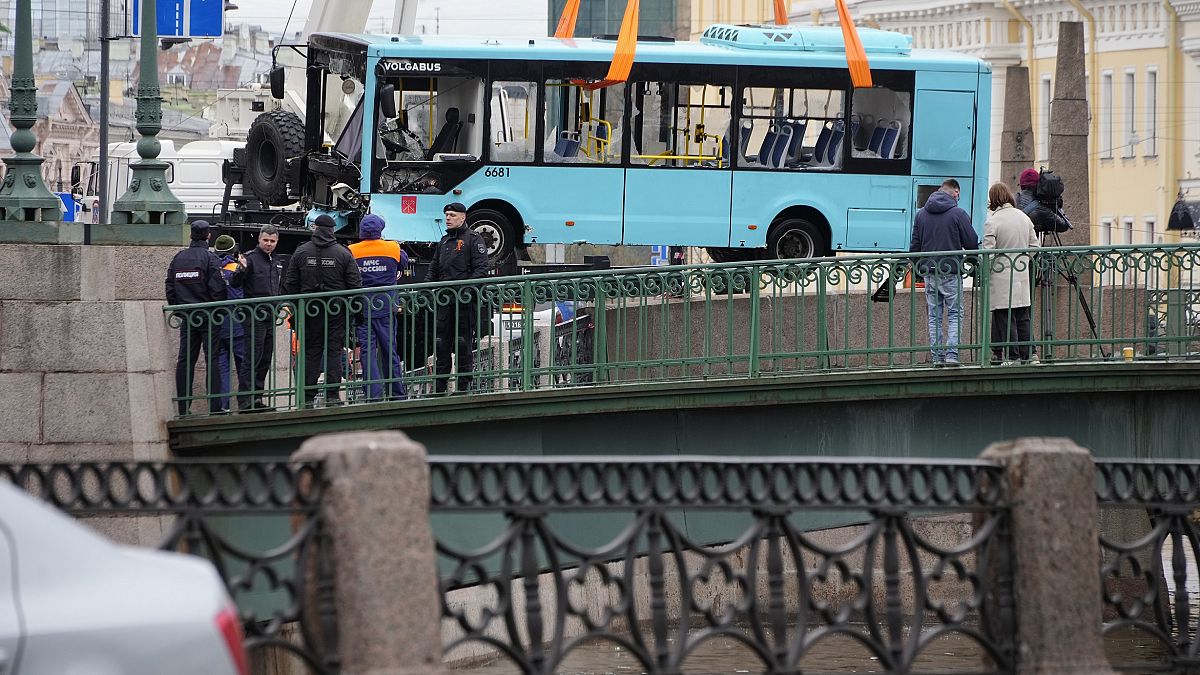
[282,215,363,406]
[165,220,228,415]
[240,224,284,409]
[424,202,489,394]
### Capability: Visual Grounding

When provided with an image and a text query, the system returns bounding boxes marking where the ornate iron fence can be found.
[165,244,1200,417]
[0,461,338,674]
[430,457,1015,674]
[1096,460,1200,673]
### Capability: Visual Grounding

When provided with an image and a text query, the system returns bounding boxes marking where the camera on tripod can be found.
[1021,167,1072,234]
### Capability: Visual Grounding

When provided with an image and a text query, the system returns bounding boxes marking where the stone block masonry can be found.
[0,243,180,547]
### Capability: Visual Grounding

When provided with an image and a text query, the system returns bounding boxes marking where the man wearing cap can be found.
[1016,168,1040,214]
[348,214,408,401]
[165,220,228,415]
[213,235,253,412]
[424,202,489,394]
[241,224,284,410]
[282,214,363,406]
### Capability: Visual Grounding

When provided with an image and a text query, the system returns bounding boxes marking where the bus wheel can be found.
[768,218,826,260]
[468,208,516,265]
[245,110,304,207]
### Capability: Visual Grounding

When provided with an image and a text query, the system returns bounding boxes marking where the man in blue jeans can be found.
[910,179,979,367]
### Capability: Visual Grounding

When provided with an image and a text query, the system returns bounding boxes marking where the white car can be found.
[0,482,247,675]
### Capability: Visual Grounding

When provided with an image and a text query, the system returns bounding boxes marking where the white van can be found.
[77,140,246,223]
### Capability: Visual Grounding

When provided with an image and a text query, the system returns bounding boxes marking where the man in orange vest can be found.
[348,214,408,401]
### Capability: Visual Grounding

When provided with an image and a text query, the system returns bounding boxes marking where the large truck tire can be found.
[245,110,304,207]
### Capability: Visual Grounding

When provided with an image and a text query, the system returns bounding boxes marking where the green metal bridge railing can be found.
[164,244,1200,417]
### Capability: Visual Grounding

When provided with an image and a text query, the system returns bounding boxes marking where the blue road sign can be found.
[650,245,669,266]
[132,0,223,38]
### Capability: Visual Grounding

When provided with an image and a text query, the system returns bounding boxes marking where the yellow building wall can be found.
[1027,45,1175,246]
[689,0,773,39]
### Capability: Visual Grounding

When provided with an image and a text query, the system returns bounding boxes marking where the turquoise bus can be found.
[270,24,990,262]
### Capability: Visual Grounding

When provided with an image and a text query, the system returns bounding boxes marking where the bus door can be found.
[526,76,626,246]
[622,80,733,247]
[911,73,977,195]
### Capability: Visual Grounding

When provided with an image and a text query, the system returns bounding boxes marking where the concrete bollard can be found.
[293,431,444,675]
[980,438,1114,674]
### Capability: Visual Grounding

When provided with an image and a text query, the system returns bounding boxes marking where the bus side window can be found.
[740,86,845,170]
[489,81,536,163]
[851,87,912,161]
[631,82,731,169]
[542,80,623,165]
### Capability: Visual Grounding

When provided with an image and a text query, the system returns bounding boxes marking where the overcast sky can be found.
[232,0,548,36]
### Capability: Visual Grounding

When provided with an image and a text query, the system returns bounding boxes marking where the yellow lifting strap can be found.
[773,0,788,25]
[835,0,873,88]
[553,0,581,39]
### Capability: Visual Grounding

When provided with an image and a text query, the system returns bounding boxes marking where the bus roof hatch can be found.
[699,24,912,55]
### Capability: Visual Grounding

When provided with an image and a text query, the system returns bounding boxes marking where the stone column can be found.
[1000,66,1034,192]
[110,0,186,225]
[292,431,445,675]
[980,438,1114,674]
[0,0,63,225]
[1048,22,1091,247]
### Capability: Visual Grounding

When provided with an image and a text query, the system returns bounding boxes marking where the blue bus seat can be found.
[737,120,753,161]
[768,125,793,168]
[802,122,833,164]
[425,107,463,159]
[783,119,807,166]
[825,120,852,165]
[867,119,888,155]
[753,125,780,165]
[880,120,902,159]
[553,133,581,158]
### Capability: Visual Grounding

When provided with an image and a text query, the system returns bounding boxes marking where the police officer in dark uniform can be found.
[424,202,489,394]
[282,214,362,407]
[165,220,228,415]
[240,224,284,410]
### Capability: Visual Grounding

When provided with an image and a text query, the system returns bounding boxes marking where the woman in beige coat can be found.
[982,182,1040,364]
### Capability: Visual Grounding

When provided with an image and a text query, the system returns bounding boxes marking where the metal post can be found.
[0,0,62,224]
[98,0,111,228]
[110,0,186,225]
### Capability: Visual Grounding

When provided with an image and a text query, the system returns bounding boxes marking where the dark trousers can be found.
[176,323,223,415]
[303,311,347,404]
[215,324,252,411]
[434,303,477,393]
[991,306,1032,361]
[248,318,276,398]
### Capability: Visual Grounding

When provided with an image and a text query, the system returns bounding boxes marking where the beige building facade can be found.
[794,0,1200,245]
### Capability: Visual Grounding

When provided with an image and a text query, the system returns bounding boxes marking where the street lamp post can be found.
[110,0,186,225]
[0,0,63,225]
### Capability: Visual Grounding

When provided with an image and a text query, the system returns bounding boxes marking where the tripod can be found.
[1035,210,1109,360]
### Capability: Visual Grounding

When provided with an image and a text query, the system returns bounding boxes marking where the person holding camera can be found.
[910,179,979,367]
[982,183,1040,365]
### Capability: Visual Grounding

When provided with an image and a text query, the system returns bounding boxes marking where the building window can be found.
[1100,217,1113,245]
[1039,75,1051,162]
[1145,68,1157,157]
[1122,217,1134,245]
[1123,69,1137,157]
[166,73,186,86]
[1100,71,1113,158]
[1145,216,1157,244]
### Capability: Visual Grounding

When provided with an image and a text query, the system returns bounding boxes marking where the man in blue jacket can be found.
[348,214,408,401]
[910,179,979,367]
